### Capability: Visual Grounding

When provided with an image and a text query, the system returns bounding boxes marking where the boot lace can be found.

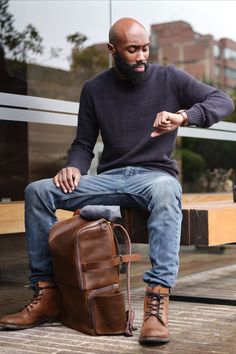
[145,291,169,326]
[20,284,55,314]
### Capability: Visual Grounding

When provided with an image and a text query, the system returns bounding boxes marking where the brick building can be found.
[150,21,236,93]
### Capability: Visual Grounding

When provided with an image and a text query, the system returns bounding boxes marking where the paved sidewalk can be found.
[1,238,236,353]
[1,281,236,353]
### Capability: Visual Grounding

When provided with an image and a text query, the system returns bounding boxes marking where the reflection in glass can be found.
[0,1,79,200]
[1,0,236,200]
[179,138,236,193]
[0,43,28,200]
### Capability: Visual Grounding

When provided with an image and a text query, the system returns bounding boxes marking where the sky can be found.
[9,0,236,70]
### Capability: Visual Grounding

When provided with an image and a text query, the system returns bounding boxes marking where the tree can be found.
[0,0,43,62]
[72,45,108,76]
[66,31,108,78]
[0,0,15,44]
[176,148,206,183]
[66,32,87,49]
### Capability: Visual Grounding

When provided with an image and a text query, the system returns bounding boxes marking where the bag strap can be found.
[82,253,140,271]
[112,223,137,337]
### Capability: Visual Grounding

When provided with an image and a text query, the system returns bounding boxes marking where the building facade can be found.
[150,21,236,93]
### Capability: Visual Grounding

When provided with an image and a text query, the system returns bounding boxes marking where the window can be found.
[214,64,221,77]
[213,44,220,58]
[224,48,236,61]
[224,67,236,80]
[150,32,158,49]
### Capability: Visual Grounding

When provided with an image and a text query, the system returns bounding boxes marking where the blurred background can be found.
[1,0,236,201]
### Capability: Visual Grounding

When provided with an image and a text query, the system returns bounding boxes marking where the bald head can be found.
[109,18,148,47]
[108,17,150,85]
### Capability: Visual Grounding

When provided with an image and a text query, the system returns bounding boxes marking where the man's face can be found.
[112,25,150,84]
[113,50,149,85]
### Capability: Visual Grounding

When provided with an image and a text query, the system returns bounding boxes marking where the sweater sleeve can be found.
[169,65,235,127]
[66,83,99,174]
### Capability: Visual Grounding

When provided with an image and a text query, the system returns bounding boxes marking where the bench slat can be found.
[0,203,73,234]
[1,195,235,247]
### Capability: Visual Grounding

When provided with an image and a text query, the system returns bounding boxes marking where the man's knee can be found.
[25,179,53,200]
[151,177,181,202]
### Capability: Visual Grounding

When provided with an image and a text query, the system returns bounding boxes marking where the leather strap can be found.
[82,253,141,271]
[112,223,137,336]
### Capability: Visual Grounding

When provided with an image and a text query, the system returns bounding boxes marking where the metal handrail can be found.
[1,92,236,141]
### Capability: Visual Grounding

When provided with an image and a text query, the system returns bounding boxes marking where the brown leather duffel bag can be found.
[49,210,140,336]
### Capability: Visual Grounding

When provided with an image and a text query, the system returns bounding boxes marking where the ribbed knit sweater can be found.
[67,64,234,177]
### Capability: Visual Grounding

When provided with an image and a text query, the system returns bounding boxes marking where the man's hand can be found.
[151,111,184,138]
[53,167,81,193]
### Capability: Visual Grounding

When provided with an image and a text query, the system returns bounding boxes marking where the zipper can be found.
[88,283,119,300]
[75,219,109,290]
[87,283,120,331]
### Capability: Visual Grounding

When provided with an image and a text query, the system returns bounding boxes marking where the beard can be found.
[114,51,149,85]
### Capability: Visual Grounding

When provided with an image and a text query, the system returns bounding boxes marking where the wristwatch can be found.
[177,110,188,126]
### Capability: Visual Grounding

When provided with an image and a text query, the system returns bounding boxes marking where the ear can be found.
[107,43,116,55]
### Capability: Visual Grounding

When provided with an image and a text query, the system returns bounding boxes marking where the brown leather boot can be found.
[0,281,61,330]
[139,285,170,345]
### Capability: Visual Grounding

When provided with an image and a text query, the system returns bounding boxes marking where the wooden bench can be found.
[122,200,236,246]
[1,193,235,246]
[0,202,72,235]
[1,194,236,306]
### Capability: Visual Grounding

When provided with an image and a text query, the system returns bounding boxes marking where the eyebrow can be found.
[126,42,150,48]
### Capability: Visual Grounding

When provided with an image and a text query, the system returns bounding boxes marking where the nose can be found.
[136,49,146,62]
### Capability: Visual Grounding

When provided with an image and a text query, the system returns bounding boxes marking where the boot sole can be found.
[0,317,59,330]
[139,336,170,345]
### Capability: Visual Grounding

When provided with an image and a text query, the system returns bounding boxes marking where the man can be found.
[0,18,234,345]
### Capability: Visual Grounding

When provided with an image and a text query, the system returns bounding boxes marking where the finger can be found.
[73,170,81,188]
[62,169,75,193]
[162,118,172,125]
[156,113,170,128]
[158,121,172,129]
[160,112,171,125]
[151,124,174,137]
[151,130,163,138]
[56,171,67,193]
[66,169,76,191]
[53,175,60,188]
[153,123,172,132]
[151,125,166,137]
[154,112,162,127]
[58,169,71,193]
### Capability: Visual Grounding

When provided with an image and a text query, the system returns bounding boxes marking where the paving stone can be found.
[1,288,236,353]
[1,237,236,353]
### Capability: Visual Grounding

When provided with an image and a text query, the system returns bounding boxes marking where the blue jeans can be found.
[25,167,182,288]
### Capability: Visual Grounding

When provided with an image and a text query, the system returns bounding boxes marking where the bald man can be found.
[0,18,234,345]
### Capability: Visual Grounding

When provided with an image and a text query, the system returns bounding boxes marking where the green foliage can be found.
[71,45,108,77]
[201,76,213,86]
[0,0,15,43]
[66,32,87,49]
[66,30,108,78]
[182,137,236,173]
[0,0,43,62]
[176,148,206,182]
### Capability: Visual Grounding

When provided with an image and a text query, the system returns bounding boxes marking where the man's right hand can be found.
[53,167,81,193]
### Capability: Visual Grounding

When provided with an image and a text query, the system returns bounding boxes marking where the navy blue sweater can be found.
[67,64,234,177]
